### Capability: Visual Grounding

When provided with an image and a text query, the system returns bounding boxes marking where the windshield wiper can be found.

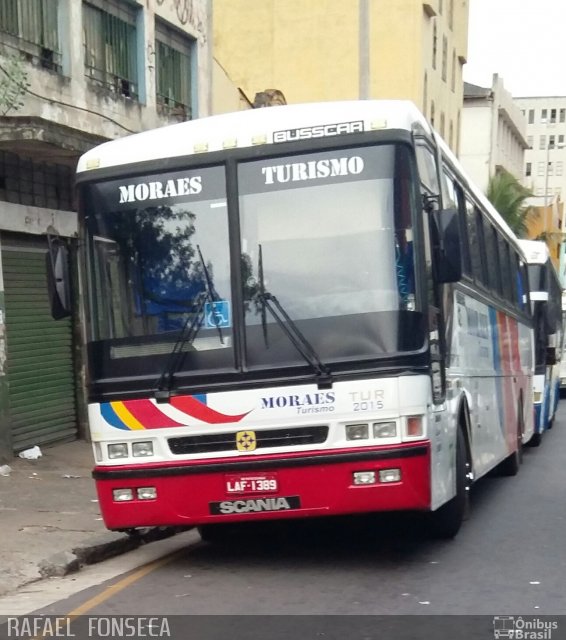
[257,244,333,390]
[154,247,223,402]
[154,292,207,402]
[197,244,224,346]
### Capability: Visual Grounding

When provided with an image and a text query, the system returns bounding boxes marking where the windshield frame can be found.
[78,131,431,399]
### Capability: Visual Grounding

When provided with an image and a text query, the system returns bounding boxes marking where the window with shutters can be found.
[155,19,194,120]
[0,0,60,71]
[83,0,138,100]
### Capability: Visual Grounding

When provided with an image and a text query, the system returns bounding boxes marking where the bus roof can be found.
[76,100,431,173]
[516,239,551,265]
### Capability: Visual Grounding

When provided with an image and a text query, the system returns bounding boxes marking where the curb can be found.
[38,527,186,578]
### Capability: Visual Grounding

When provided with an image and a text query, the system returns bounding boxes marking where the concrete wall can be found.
[460,102,492,192]
[1,0,213,141]
[213,0,469,153]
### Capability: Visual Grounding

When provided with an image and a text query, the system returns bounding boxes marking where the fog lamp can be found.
[137,487,157,500]
[379,468,401,483]
[113,488,133,501]
[379,469,401,482]
[353,471,376,485]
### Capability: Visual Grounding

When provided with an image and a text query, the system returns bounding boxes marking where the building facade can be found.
[514,96,566,283]
[459,75,528,193]
[515,96,566,203]
[0,0,213,460]
[213,0,469,153]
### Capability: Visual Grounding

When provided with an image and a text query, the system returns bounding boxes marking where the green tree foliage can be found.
[487,168,534,238]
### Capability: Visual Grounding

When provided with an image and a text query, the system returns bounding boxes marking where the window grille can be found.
[83,0,138,99]
[0,0,61,71]
[155,19,193,119]
[0,151,73,211]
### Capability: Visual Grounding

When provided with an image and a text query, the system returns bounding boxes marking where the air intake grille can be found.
[168,426,329,455]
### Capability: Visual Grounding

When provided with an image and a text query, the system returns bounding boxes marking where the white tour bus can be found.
[48,100,534,540]
[518,239,563,444]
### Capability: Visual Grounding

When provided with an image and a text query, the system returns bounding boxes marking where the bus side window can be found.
[415,144,440,194]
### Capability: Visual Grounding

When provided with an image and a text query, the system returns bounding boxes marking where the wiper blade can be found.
[197,244,224,345]
[257,245,333,389]
[153,246,224,403]
[153,292,207,402]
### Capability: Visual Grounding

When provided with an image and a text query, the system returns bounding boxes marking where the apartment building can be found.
[459,75,528,193]
[0,0,213,459]
[514,97,566,202]
[213,0,469,153]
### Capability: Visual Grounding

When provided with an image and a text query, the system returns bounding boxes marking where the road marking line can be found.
[31,548,184,640]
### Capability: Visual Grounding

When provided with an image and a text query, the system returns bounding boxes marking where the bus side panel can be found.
[448,290,532,480]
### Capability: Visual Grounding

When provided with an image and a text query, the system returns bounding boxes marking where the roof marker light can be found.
[223,138,237,149]
[370,119,387,130]
[252,134,267,145]
[193,142,209,153]
[86,158,100,169]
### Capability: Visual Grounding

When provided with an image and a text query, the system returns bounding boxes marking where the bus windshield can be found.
[82,143,424,385]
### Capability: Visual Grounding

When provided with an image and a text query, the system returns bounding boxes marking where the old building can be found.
[459,75,528,193]
[0,0,213,459]
[213,0,469,153]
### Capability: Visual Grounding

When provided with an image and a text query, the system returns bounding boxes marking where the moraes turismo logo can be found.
[273,120,364,143]
[261,156,364,186]
[118,176,203,203]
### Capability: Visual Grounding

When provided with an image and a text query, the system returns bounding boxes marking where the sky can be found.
[464,0,566,97]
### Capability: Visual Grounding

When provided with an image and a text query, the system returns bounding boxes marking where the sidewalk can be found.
[0,440,177,598]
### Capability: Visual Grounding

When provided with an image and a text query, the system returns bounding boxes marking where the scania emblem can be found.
[236,430,256,452]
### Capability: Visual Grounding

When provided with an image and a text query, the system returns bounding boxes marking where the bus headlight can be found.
[132,441,154,457]
[373,422,397,438]
[346,424,369,440]
[108,443,128,459]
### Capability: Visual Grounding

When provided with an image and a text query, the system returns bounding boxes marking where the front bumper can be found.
[93,442,431,530]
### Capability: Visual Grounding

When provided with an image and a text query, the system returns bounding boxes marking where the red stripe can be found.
[170,395,250,424]
[122,399,184,429]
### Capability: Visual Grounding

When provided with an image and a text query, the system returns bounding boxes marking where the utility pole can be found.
[359,0,370,99]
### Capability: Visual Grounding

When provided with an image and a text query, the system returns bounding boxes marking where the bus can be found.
[50,100,534,540]
[518,240,563,445]
[560,291,566,396]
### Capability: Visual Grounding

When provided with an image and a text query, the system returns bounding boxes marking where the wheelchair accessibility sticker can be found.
[205,300,231,329]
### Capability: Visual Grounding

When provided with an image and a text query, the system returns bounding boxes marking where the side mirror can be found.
[546,347,557,366]
[432,208,462,284]
[46,235,71,320]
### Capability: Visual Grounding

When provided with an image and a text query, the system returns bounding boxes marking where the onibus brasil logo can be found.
[493,616,558,639]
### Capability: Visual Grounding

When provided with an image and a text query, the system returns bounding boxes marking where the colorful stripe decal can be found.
[170,395,250,424]
[100,395,251,430]
[120,399,184,429]
[111,401,146,431]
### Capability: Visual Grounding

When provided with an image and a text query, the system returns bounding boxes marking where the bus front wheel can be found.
[427,427,468,539]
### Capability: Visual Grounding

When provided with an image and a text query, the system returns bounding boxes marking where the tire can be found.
[428,427,468,539]
[527,431,542,447]
[197,524,233,544]
[499,404,524,476]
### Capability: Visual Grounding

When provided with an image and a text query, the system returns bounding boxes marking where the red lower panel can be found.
[95,445,431,530]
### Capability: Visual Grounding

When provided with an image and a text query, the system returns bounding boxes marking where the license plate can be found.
[225,473,278,494]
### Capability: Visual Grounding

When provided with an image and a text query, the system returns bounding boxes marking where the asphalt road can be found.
[3,404,566,638]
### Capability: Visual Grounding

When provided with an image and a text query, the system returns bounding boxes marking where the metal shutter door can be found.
[3,245,77,452]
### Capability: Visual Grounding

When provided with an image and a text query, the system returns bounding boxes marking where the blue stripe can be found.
[100,403,129,430]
